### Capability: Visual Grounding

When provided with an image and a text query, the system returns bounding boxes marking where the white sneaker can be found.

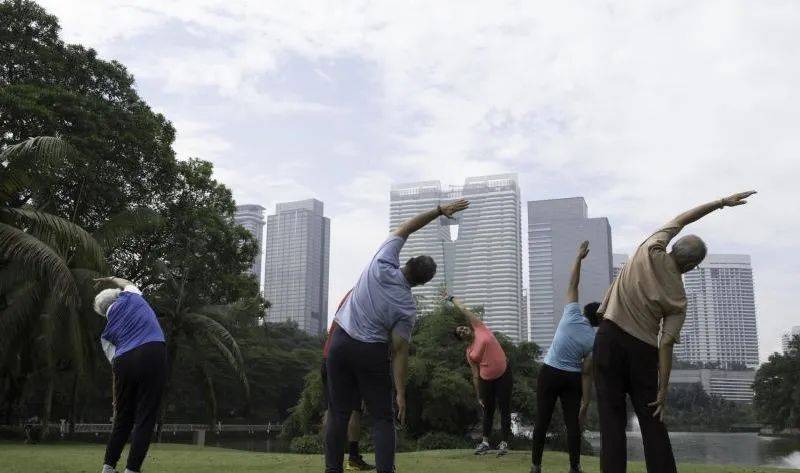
[101,465,117,473]
[474,441,491,455]
[497,441,508,456]
[124,470,139,473]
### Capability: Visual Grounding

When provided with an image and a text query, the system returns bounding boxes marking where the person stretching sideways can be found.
[530,241,600,473]
[447,289,513,457]
[93,276,167,473]
[325,199,470,473]
[594,191,756,473]
[321,290,374,471]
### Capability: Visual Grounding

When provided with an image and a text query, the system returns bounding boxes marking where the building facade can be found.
[670,369,755,403]
[612,253,628,280]
[528,198,612,352]
[263,199,330,336]
[676,254,759,369]
[234,205,266,288]
[781,326,800,353]
[521,289,529,343]
[389,174,523,342]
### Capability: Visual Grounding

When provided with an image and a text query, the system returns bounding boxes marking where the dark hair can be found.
[405,255,437,286]
[584,302,601,327]
[452,327,463,341]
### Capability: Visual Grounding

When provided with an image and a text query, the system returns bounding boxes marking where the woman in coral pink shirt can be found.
[448,291,513,457]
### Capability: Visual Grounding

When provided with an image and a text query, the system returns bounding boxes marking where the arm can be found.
[450,296,482,327]
[669,191,756,228]
[469,360,483,407]
[393,199,469,239]
[93,276,134,289]
[579,355,593,426]
[391,329,410,427]
[648,336,675,422]
[566,241,590,303]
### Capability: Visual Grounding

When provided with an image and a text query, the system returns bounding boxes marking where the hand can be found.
[579,403,589,428]
[577,240,590,260]
[648,389,668,422]
[439,199,470,218]
[396,393,406,428]
[439,286,450,301]
[721,190,756,207]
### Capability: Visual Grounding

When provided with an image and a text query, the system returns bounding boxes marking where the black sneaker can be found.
[346,455,376,471]
[530,465,542,473]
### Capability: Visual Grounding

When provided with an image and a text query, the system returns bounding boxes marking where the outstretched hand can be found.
[721,190,756,207]
[440,199,470,218]
[577,240,590,259]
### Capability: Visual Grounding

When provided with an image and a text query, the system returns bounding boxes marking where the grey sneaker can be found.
[530,465,542,473]
[474,441,491,455]
[496,440,508,457]
[101,466,117,473]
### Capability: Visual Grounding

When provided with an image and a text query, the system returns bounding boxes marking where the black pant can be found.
[478,366,513,442]
[531,363,582,468]
[594,320,676,473]
[325,329,394,473]
[104,342,167,472]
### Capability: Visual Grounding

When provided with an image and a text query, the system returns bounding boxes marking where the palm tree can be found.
[149,261,250,430]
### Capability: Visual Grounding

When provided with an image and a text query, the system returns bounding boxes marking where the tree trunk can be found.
[156,331,180,441]
[40,373,54,440]
[68,372,79,437]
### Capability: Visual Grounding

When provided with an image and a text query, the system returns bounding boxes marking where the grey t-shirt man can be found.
[335,235,417,342]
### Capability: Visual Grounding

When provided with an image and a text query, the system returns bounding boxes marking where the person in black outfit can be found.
[531,242,599,473]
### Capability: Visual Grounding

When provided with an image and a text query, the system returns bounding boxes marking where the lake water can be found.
[585,432,800,469]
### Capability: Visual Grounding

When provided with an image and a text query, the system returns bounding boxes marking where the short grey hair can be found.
[671,234,707,272]
[94,288,121,317]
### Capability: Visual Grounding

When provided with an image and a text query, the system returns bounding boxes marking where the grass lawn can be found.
[0,442,793,472]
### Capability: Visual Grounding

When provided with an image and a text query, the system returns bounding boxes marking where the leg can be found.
[496,368,513,442]
[594,321,629,473]
[531,365,558,466]
[479,377,497,443]
[325,332,358,473]
[104,359,136,469]
[126,343,167,472]
[628,339,676,473]
[559,373,582,470]
[352,342,394,473]
[348,410,361,457]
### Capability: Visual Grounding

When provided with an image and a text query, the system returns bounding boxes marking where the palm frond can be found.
[2,207,106,270]
[0,222,80,307]
[1,137,75,197]
[184,312,249,398]
[93,208,163,250]
[0,283,43,359]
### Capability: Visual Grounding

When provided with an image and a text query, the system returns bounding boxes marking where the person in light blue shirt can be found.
[531,241,601,473]
[326,198,469,473]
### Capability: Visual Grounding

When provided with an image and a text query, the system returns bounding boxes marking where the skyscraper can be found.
[782,326,800,353]
[676,254,759,369]
[528,197,612,352]
[521,289,530,343]
[389,174,523,342]
[234,205,266,288]
[612,253,628,280]
[263,199,330,336]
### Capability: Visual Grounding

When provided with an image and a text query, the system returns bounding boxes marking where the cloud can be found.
[40,0,800,359]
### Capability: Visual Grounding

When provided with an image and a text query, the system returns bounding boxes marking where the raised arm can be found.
[444,290,482,327]
[93,276,134,290]
[393,199,469,239]
[668,191,756,228]
[566,241,590,304]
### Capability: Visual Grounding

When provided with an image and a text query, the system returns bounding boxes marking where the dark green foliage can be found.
[290,434,324,454]
[416,432,471,450]
[754,336,800,431]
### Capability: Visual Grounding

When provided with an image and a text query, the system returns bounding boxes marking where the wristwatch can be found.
[447,295,455,302]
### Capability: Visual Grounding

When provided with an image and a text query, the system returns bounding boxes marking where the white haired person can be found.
[594,191,756,473]
[94,276,167,473]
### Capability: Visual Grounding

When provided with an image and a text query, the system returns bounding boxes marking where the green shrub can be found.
[290,434,323,454]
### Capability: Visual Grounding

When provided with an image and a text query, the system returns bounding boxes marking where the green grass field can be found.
[0,442,793,472]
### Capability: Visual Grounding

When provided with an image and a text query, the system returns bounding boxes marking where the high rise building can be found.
[528,198,612,352]
[612,253,628,280]
[781,326,800,353]
[676,254,759,369]
[521,289,529,343]
[263,199,330,336]
[389,174,523,342]
[234,205,266,287]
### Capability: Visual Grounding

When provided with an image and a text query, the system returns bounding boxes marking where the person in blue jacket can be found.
[93,276,166,473]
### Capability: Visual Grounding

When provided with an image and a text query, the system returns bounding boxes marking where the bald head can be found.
[670,234,707,273]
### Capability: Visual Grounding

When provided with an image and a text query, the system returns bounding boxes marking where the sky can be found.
[40,0,800,360]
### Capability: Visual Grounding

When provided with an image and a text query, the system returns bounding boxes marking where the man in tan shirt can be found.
[594,191,756,473]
